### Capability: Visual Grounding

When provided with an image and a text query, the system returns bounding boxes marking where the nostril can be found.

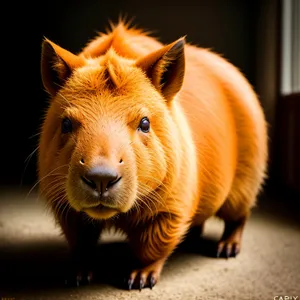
[81,176,97,190]
[106,176,122,189]
[119,158,123,164]
[80,158,85,165]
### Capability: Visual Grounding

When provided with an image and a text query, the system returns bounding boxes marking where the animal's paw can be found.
[126,259,165,290]
[64,254,94,287]
[65,269,93,287]
[216,240,240,258]
[216,217,246,258]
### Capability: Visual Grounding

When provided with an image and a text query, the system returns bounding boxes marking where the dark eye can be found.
[138,117,150,133]
[61,118,73,134]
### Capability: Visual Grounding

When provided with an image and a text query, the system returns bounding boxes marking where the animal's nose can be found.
[81,166,121,194]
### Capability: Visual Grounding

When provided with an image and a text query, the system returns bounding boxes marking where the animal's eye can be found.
[138,117,150,133]
[61,118,73,134]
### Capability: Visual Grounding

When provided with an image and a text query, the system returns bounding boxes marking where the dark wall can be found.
[1,0,260,187]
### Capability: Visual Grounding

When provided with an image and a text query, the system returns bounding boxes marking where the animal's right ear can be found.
[135,37,185,102]
[41,38,84,96]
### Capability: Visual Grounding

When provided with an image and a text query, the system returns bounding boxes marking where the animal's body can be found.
[39,21,268,289]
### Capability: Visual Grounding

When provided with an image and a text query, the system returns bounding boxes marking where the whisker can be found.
[20,146,40,187]
[26,164,69,200]
[29,132,41,140]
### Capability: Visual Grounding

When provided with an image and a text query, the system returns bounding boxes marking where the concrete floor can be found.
[0,187,299,300]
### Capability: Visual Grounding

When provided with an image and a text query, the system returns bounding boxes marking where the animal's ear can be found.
[41,38,84,96]
[135,37,185,102]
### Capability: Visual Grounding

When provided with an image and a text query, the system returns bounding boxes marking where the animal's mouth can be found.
[83,203,119,219]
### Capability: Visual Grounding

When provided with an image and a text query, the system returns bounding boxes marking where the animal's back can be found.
[181,46,268,221]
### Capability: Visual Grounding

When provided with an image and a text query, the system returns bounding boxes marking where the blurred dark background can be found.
[1,0,299,197]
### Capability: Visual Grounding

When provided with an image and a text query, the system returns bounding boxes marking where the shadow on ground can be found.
[0,230,221,295]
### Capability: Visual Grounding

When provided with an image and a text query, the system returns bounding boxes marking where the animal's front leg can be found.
[56,206,102,286]
[127,213,189,290]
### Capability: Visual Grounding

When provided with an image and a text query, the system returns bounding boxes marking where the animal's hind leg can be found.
[215,194,253,258]
[216,213,247,258]
[215,159,265,258]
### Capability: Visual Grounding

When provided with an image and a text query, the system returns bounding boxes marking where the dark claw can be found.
[64,270,93,287]
[86,271,93,284]
[150,276,156,289]
[233,244,239,257]
[139,279,145,291]
[216,246,223,258]
[225,245,232,258]
[225,250,230,258]
[76,274,82,287]
[234,248,239,257]
[128,278,134,290]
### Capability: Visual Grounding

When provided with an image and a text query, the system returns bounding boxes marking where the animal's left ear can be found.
[135,37,185,102]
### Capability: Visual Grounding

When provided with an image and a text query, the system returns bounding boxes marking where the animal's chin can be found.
[83,204,119,219]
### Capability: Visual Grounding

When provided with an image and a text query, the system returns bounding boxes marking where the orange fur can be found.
[38,20,268,288]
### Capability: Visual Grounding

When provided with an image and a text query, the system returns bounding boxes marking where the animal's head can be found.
[38,34,185,220]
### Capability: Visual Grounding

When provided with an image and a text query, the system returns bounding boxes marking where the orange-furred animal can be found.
[38,20,268,289]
